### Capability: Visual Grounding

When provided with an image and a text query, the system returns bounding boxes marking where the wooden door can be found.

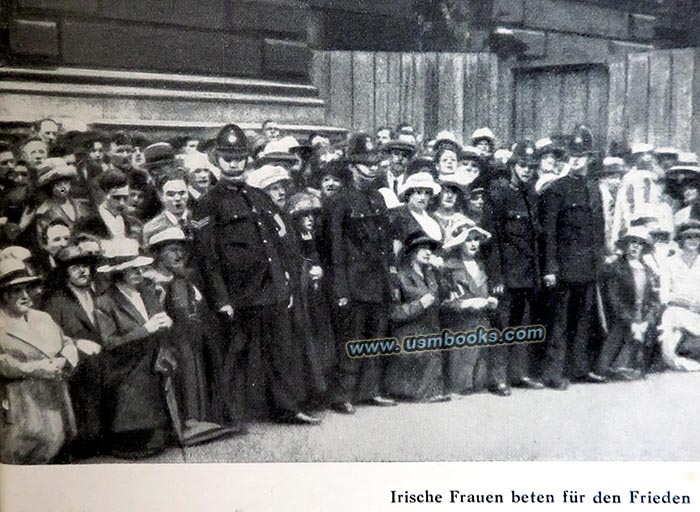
[513,65,609,148]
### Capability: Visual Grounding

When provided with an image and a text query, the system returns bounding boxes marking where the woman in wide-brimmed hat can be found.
[390,171,443,262]
[439,221,498,397]
[596,227,658,381]
[94,238,174,458]
[384,231,448,403]
[34,157,89,232]
[432,174,473,242]
[0,258,81,464]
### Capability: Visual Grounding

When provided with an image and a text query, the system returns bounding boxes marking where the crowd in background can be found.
[1,115,700,464]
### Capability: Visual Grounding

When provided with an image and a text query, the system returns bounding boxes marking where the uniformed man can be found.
[482,140,545,396]
[320,152,397,414]
[540,126,608,389]
[191,124,320,425]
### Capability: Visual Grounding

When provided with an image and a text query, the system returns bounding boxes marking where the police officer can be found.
[539,126,608,389]
[191,124,320,425]
[483,140,545,396]
[320,153,397,414]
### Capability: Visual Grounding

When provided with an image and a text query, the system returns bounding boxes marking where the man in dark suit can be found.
[43,238,105,458]
[540,126,608,388]
[74,170,142,242]
[320,153,397,414]
[191,124,320,425]
[483,140,545,396]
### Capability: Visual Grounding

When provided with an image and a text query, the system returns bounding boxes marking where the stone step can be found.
[0,66,333,132]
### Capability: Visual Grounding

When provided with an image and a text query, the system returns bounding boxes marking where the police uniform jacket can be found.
[191,181,299,311]
[540,174,606,283]
[482,180,541,289]
[320,187,393,304]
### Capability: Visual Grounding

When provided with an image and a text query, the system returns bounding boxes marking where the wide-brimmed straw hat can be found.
[245,164,290,190]
[397,172,441,200]
[615,227,653,252]
[0,258,42,290]
[443,219,491,250]
[97,238,153,273]
[36,158,77,187]
[147,227,190,252]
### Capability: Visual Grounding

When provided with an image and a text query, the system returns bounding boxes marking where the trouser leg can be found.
[542,285,570,382]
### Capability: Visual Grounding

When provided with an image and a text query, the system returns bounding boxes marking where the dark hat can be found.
[346,150,383,166]
[384,139,417,157]
[285,192,322,216]
[201,124,249,158]
[535,137,566,159]
[56,239,101,267]
[74,130,108,154]
[509,140,538,165]
[401,231,441,260]
[315,158,351,182]
[568,125,595,157]
[109,131,134,147]
[406,156,435,176]
[289,142,314,161]
[143,142,176,168]
[130,131,151,149]
[676,220,700,240]
[348,133,374,156]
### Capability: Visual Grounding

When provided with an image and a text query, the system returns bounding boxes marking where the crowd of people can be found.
[1,115,699,464]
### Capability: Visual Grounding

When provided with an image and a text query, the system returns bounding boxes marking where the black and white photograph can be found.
[1,0,700,472]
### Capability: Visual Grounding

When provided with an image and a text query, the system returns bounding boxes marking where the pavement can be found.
[83,371,700,464]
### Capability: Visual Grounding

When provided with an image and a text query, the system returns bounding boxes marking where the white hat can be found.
[245,165,290,190]
[471,127,495,142]
[443,219,490,250]
[493,148,512,165]
[180,151,218,172]
[0,258,41,290]
[654,147,679,156]
[257,136,299,162]
[630,142,655,155]
[616,226,653,250]
[148,227,189,251]
[603,156,625,167]
[397,172,441,200]
[0,246,33,262]
[668,152,700,174]
[435,130,461,146]
[97,238,153,273]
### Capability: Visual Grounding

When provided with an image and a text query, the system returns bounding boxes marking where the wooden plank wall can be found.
[513,66,610,146]
[313,48,700,152]
[608,48,700,151]
[310,50,503,142]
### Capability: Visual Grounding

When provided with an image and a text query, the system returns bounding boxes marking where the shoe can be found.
[331,402,355,414]
[513,377,545,390]
[367,396,398,407]
[615,368,642,381]
[545,378,569,390]
[278,411,322,425]
[490,383,511,397]
[578,371,607,383]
